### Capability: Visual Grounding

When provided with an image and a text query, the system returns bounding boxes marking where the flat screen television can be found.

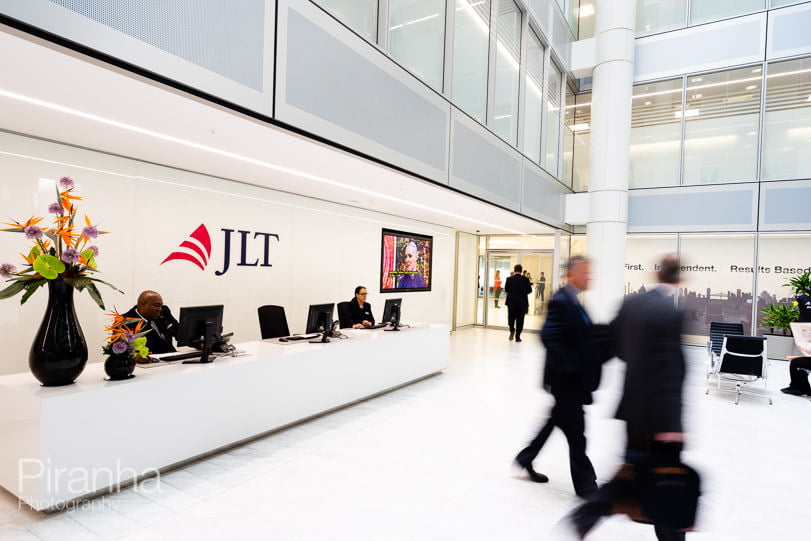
[176,305,224,363]
[305,303,335,335]
[382,298,402,327]
[380,229,432,292]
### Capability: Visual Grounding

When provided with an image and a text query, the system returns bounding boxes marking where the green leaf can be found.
[85,281,105,310]
[20,279,47,304]
[63,276,92,290]
[0,280,29,299]
[32,254,65,280]
[80,249,97,269]
[87,276,123,294]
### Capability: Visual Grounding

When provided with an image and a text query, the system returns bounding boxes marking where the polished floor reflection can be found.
[1,327,809,540]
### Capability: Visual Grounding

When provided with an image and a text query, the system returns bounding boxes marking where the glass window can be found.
[755,234,811,335]
[388,0,446,91]
[689,0,766,26]
[315,0,379,41]
[543,63,563,175]
[624,235,679,295]
[630,78,683,188]
[771,0,804,6]
[683,66,761,185]
[578,1,596,40]
[562,85,575,188]
[523,29,544,163]
[452,0,492,123]
[493,0,521,146]
[762,58,811,181]
[571,92,591,192]
[678,234,755,343]
[635,0,686,36]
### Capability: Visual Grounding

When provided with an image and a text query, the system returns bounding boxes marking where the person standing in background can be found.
[493,269,502,308]
[538,271,547,302]
[505,264,532,342]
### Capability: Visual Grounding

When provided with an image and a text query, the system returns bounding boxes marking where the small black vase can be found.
[29,278,88,386]
[104,355,136,380]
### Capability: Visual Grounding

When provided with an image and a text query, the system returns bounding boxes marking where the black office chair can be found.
[337,301,353,329]
[257,305,290,339]
[706,335,771,405]
[706,321,744,379]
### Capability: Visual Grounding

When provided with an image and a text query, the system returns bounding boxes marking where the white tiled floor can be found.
[1,327,809,540]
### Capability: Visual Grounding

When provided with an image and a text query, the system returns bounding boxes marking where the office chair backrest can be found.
[708,322,744,356]
[720,335,766,377]
[257,305,290,339]
[337,301,353,329]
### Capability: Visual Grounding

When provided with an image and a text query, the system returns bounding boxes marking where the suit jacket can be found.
[348,299,375,325]
[611,287,685,448]
[504,273,532,309]
[541,286,599,404]
[123,306,178,354]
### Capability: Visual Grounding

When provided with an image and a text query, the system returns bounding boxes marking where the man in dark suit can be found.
[514,255,599,497]
[504,264,533,342]
[124,290,179,358]
[570,254,688,541]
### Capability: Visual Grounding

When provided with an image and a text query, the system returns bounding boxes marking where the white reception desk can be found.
[0,324,449,511]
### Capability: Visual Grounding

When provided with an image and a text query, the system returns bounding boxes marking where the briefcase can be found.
[639,462,701,530]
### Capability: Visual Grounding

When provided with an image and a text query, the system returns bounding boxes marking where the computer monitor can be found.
[305,303,335,336]
[382,298,402,329]
[176,305,224,363]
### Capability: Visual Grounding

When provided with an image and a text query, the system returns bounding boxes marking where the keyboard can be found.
[157,351,202,362]
[284,333,320,341]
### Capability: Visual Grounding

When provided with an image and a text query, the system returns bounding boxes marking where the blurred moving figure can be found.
[570,254,693,541]
[514,255,599,497]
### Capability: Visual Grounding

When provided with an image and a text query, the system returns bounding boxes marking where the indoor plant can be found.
[101,309,149,380]
[0,176,121,385]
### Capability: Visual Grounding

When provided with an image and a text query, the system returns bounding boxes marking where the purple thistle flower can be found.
[59,176,75,188]
[111,341,129,355]
[60,248,80,264]
[48,202,63,214]
[24,225,43,239]
[87,245,99,256]
[0,263,16,278]
[82,225,99,239]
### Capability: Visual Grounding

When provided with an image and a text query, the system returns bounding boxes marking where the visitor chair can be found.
[706,335,771,405]
[257,305,290,339]
[706,321,744,379]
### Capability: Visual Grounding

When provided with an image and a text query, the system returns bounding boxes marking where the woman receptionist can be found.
[350,286,376,328]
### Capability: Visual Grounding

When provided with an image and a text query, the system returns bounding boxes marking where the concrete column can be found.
[583,0,636,323]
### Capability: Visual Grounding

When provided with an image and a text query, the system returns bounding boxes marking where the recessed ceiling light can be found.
[745,85,757,90]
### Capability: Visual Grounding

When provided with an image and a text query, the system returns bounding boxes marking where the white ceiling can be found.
[0,24,556,236]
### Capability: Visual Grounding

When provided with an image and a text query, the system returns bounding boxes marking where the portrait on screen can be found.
[380,229,432,292]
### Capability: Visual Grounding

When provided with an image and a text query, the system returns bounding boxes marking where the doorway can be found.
[478,250,554,332]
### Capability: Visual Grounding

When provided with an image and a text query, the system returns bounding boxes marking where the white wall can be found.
[0,132,455,376]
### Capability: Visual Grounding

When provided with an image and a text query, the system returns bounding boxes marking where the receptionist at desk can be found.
[349,286,376,329]
[124,290,179,360]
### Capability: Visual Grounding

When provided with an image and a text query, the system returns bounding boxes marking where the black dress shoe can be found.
[781,386,809,396]
[515,337,522,342]
[515,460,549,483]
[509,331,514,341]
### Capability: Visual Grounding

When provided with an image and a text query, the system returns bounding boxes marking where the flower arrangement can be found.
[0,176,120,308]
[102,308,150,360]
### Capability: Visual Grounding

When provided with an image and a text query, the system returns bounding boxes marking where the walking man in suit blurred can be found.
[570,254,688,540]
[505,264,533,342]
[514,255,599,497]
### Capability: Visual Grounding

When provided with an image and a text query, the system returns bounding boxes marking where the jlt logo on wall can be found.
[161,224,280,276]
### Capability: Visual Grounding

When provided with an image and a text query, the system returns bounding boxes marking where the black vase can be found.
[29,278,88,386]
[104,355,136,380]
